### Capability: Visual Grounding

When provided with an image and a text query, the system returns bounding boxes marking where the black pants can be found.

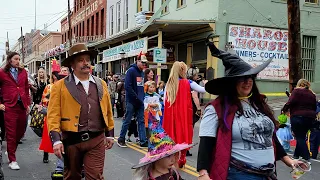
[310,129,320,159]
[291,116,313,160]
[127,119,138,137]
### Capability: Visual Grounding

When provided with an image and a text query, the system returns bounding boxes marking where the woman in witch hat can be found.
[132,112,194,180]
[196,35,308,180]
[163,61,206,168]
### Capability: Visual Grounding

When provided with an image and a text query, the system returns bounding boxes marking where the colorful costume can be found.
[144,92,162,128]
[39,84,54,153]
[132,112,193,180]
[276,114,293,152]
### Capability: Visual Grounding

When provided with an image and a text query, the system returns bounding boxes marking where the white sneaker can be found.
[8,161,20,170]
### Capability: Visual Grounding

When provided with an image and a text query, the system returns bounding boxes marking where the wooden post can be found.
[68,0,72,47]
[157,30,163,83]
[287,0,302,91]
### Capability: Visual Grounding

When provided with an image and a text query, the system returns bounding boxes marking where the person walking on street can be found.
[197,37,306,180]
[282,79,317,163]
[47,43,115,180]
[310,100,320,159]
[0,89,5,142]
[108,74,119,116]
[117,52,148,148]
[0,52,31,170]
[163,61,206,168]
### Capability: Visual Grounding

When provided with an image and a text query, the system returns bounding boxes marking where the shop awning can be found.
[89,19,215,49]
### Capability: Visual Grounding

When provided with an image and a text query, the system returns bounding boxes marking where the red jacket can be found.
[0,68,30,109]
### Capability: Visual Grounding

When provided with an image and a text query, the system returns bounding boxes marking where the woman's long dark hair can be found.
[4,52,22,72]
[219,78,278,129]
[144,68,154,83]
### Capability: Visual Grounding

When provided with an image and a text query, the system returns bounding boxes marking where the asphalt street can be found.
[3,99,320,179]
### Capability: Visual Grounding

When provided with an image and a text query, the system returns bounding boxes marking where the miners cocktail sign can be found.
[228,24,289,80]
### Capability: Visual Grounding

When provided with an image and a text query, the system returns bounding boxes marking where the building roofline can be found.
[38,32,62,45]
[88,19,214,48]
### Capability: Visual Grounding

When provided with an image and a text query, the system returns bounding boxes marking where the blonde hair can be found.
[133,164,152,180]
[297,79,310,89]
[297,79,315,94]
[166,61,187,106]
[37,67,47,86]
[144,81,156,93]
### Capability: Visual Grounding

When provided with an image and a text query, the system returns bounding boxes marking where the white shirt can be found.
[163,80,206,102]
[73,74,96,94]
[53,74,96,147]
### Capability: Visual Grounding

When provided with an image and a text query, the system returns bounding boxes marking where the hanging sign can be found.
[102,37,148,63]
[153,48,167,63]
[228,24,289,80]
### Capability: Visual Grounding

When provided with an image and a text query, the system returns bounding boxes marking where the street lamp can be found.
[119,49,126,74]
[119,49,125,59]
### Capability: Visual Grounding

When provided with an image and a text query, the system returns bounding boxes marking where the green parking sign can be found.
[153,48,167,63]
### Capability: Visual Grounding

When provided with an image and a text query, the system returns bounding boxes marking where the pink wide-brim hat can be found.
[132,143,194,169]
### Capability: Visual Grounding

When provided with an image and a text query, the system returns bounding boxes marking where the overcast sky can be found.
[0,0,74,58]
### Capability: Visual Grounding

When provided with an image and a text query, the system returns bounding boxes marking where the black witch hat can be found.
[205,34,272,95]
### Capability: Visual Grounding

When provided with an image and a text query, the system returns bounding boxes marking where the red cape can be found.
[163,79,193,144]
[39,118,54,153]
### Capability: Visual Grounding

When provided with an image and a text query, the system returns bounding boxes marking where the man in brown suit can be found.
[47,44,114,180]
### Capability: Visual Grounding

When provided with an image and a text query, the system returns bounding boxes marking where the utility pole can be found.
[287,0,302,92]
[20,27,25,64]
[68,0,72,47]
[34,0,37,30]
[5,32,9,55]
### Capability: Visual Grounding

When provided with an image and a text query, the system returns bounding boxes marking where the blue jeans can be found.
[291,115,313,160]
[227,167,268,180]
[119,102,146,144]
[55,158,64,172]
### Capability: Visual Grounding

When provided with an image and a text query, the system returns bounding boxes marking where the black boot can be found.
[186,150,192,157]
[43,152,49,163]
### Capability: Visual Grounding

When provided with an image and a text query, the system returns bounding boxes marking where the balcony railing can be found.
[24,52,43,63]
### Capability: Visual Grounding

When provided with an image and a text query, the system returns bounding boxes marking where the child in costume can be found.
[144,81,162,138]
[132,112,193,180]
[276,113,293,152]
[309,100,320,159]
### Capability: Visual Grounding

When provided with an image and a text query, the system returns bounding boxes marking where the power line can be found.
[243,0,320,32]
[0,10,67,20]
[244,0,281,28]
[36,7,72,30]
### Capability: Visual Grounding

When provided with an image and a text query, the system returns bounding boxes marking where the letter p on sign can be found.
[153,48,167,63]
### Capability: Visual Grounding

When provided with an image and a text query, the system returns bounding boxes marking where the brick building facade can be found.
[61,0,106,45]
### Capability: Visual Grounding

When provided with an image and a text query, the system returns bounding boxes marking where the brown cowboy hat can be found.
[61,43,98,67]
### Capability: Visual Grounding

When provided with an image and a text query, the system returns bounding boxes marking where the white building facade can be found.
[107,0,136,37]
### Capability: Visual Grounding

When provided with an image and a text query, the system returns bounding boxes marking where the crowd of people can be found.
[0,36,318,180]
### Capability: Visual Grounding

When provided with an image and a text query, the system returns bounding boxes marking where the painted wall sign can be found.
[102,37,148,63]
[228,24,289,80]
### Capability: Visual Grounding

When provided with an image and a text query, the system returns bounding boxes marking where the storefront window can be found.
[192,40,207,61]
[178,43,187,62]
